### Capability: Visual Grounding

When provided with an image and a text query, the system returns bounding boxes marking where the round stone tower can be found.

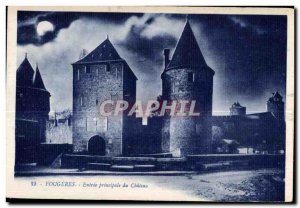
[161,18,215,157]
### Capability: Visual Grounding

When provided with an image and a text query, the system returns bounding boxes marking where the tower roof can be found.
[166,19,207,70]
[273,91,283,99]
[231,101,245,108]
[33,65,46,90]
[74,38,122,64]
[16,55,34,87]
[268,91,283,102]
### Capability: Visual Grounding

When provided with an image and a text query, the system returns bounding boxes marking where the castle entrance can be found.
[88,135,106,155]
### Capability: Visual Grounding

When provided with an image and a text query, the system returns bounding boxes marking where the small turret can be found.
[230,101,246,116]
[267,91,284,120]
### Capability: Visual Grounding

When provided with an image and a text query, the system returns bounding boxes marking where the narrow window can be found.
[86,65,91,73]
[96,99,98,105]
[67,117,71,126]
[188,72,193,83]
[85,117,87,131]
[116,68,118,79]
[106,63,110,72]
[96,117,108,132]
[172,82,176,93]
[77,69,80,80]
[80,95,84,106]
[193,73,196,82]
[105,117,108,132]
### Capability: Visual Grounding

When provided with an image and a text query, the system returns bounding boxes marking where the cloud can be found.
[17,14,182,112]
[17,12,287,115]
[17,12,80,45]
[230,16,247,28]
[17,11,144,46]
[115,14,181,60]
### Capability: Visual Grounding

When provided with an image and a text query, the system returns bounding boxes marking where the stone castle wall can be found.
[161,67,214,157]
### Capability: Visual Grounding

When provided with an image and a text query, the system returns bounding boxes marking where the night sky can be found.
[17,11,287,115]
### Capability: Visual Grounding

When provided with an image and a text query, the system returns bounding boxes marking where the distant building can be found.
[230,102,246,116]
[71,37,137,156]
[46,111,72,144]
[267,91,285,121]
[215,139,239,154]
[68,20,285,158]
[15,55,50,164]
[212,92,285,154]
[161,18,215,157]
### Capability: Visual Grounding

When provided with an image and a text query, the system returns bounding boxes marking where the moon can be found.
[36,21,54,36]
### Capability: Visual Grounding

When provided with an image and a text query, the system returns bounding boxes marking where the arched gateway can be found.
[88,135,106,155]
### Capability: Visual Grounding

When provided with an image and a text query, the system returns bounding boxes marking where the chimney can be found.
[79,49,88,60]
[163,49,170,69]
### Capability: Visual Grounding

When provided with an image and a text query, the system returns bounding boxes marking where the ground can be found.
[149,168,285,202]
[15,168,284,202]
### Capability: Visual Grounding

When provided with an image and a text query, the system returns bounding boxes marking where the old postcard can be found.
[6,6,294,202]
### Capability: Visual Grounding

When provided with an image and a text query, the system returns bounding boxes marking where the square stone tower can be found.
[71,37,137,156]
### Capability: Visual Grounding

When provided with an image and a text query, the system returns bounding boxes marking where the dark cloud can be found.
[118,26,177,61]
[196,14,287,100]
[17,11,143,45]
[17,12,287,114]
[18,12,79,45]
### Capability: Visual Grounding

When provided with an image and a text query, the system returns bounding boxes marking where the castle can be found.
[15,18,285,163]
[71,18,285,157]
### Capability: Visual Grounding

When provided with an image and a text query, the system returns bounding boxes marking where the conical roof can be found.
[268,91,283,102]
[74,38,122,64]
[232,101,244,108]
[273,91,283,99]
[16,55,34,87]
[167,19,207,70]
[33,65,46,90]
